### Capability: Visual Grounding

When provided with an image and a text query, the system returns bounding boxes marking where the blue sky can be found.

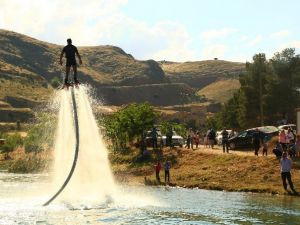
[0,0,299,62]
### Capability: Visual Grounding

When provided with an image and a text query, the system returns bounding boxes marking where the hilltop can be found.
[0,29,245,121]
[160,60,244,89]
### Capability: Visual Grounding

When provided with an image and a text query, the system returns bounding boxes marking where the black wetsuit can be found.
[62,44,78,66]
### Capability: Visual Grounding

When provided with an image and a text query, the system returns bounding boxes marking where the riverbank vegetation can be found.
[0,112,56,172]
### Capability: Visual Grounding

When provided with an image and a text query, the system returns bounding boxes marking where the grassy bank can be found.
[111,146,300,195]
[1,145,299,195]
[0,148,52,173]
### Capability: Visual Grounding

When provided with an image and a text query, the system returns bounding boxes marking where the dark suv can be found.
[228,126,278,150]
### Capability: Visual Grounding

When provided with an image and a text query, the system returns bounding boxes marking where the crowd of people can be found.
[148,125,299,194]
[183,126,300,159]
[273,128,300,158]
[184,128,235,152]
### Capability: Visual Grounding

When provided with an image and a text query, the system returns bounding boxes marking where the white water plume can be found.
[50,85,116,204]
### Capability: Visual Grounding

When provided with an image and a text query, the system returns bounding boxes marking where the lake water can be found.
[0,172,299,225]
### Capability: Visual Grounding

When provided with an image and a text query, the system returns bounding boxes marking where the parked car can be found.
[278,124,297,134]
[162,131,184,147]
[228,126,278,150]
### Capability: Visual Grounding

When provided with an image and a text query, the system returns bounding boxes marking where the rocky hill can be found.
[0,29,245,121]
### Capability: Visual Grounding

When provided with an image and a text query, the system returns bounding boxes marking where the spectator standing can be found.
[150,127,158,149]
[164,161,171,184]
[273,141,283,160]
[207,128,216,149]
[262,135,269,156]
[286,128,294,143]
[279,129,287,151]
[221,128,229,153]
[154,161,162,183]
[188,128,194,150]
[166,127,173,148]
[280,152,297,194]
[194,132,200,149]
[252,128,261,156]
[185,135,191,149]
[204,133,208,148]
[229,130,236,138]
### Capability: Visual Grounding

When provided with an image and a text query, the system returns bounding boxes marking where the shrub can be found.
[0,133,23,157]
[24,112,56,153]
[51,76,61,88]
[8,152,51,173]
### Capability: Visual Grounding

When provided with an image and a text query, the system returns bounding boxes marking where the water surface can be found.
[0,172,299,225]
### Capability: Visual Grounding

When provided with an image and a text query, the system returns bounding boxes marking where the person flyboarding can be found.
[43,38,82,206]
[60,38,82,86]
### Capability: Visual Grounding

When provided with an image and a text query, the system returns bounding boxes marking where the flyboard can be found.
[43,83,80,206]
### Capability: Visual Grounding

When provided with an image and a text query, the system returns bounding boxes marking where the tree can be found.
[160,121,186,137]
[218,90,244,129]
[210,48,300,129]
[240,53,270,126]
[103,103,158,152]
[265,48,300,123]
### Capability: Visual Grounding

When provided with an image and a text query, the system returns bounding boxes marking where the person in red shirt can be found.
[154,161,161,183]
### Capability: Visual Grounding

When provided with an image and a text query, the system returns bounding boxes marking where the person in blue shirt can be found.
[164,161,171,184]
[280,152,297,194]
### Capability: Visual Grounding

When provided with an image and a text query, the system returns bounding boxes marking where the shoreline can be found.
[1,146,299,196]
[111,146,300,196]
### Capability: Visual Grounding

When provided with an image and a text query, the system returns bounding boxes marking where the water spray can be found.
[43,87,80,206]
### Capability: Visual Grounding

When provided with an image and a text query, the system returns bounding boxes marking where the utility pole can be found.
[257,54,265,126]
[259,70,264,126]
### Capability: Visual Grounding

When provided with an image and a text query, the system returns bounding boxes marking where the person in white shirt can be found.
[286,128,295,144]
[280,152,297,193]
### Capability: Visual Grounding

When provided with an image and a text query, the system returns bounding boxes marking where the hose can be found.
[43,87,80,206]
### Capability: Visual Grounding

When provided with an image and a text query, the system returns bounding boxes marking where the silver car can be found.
[162,131,184,147]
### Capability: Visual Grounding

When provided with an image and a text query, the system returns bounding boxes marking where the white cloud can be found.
[270,30,291,38]
[248,35,263,46]
[277,41,300,52]
[0,0,128,45]
[202,44,228,59]
[115,19,196,61]
[0,0,196,62]
[240,35,248,41]
[201,28,238,41]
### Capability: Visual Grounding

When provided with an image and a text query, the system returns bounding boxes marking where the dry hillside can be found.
[0,29,246,122]
[160,60,244,89]
[197,79,241,103]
